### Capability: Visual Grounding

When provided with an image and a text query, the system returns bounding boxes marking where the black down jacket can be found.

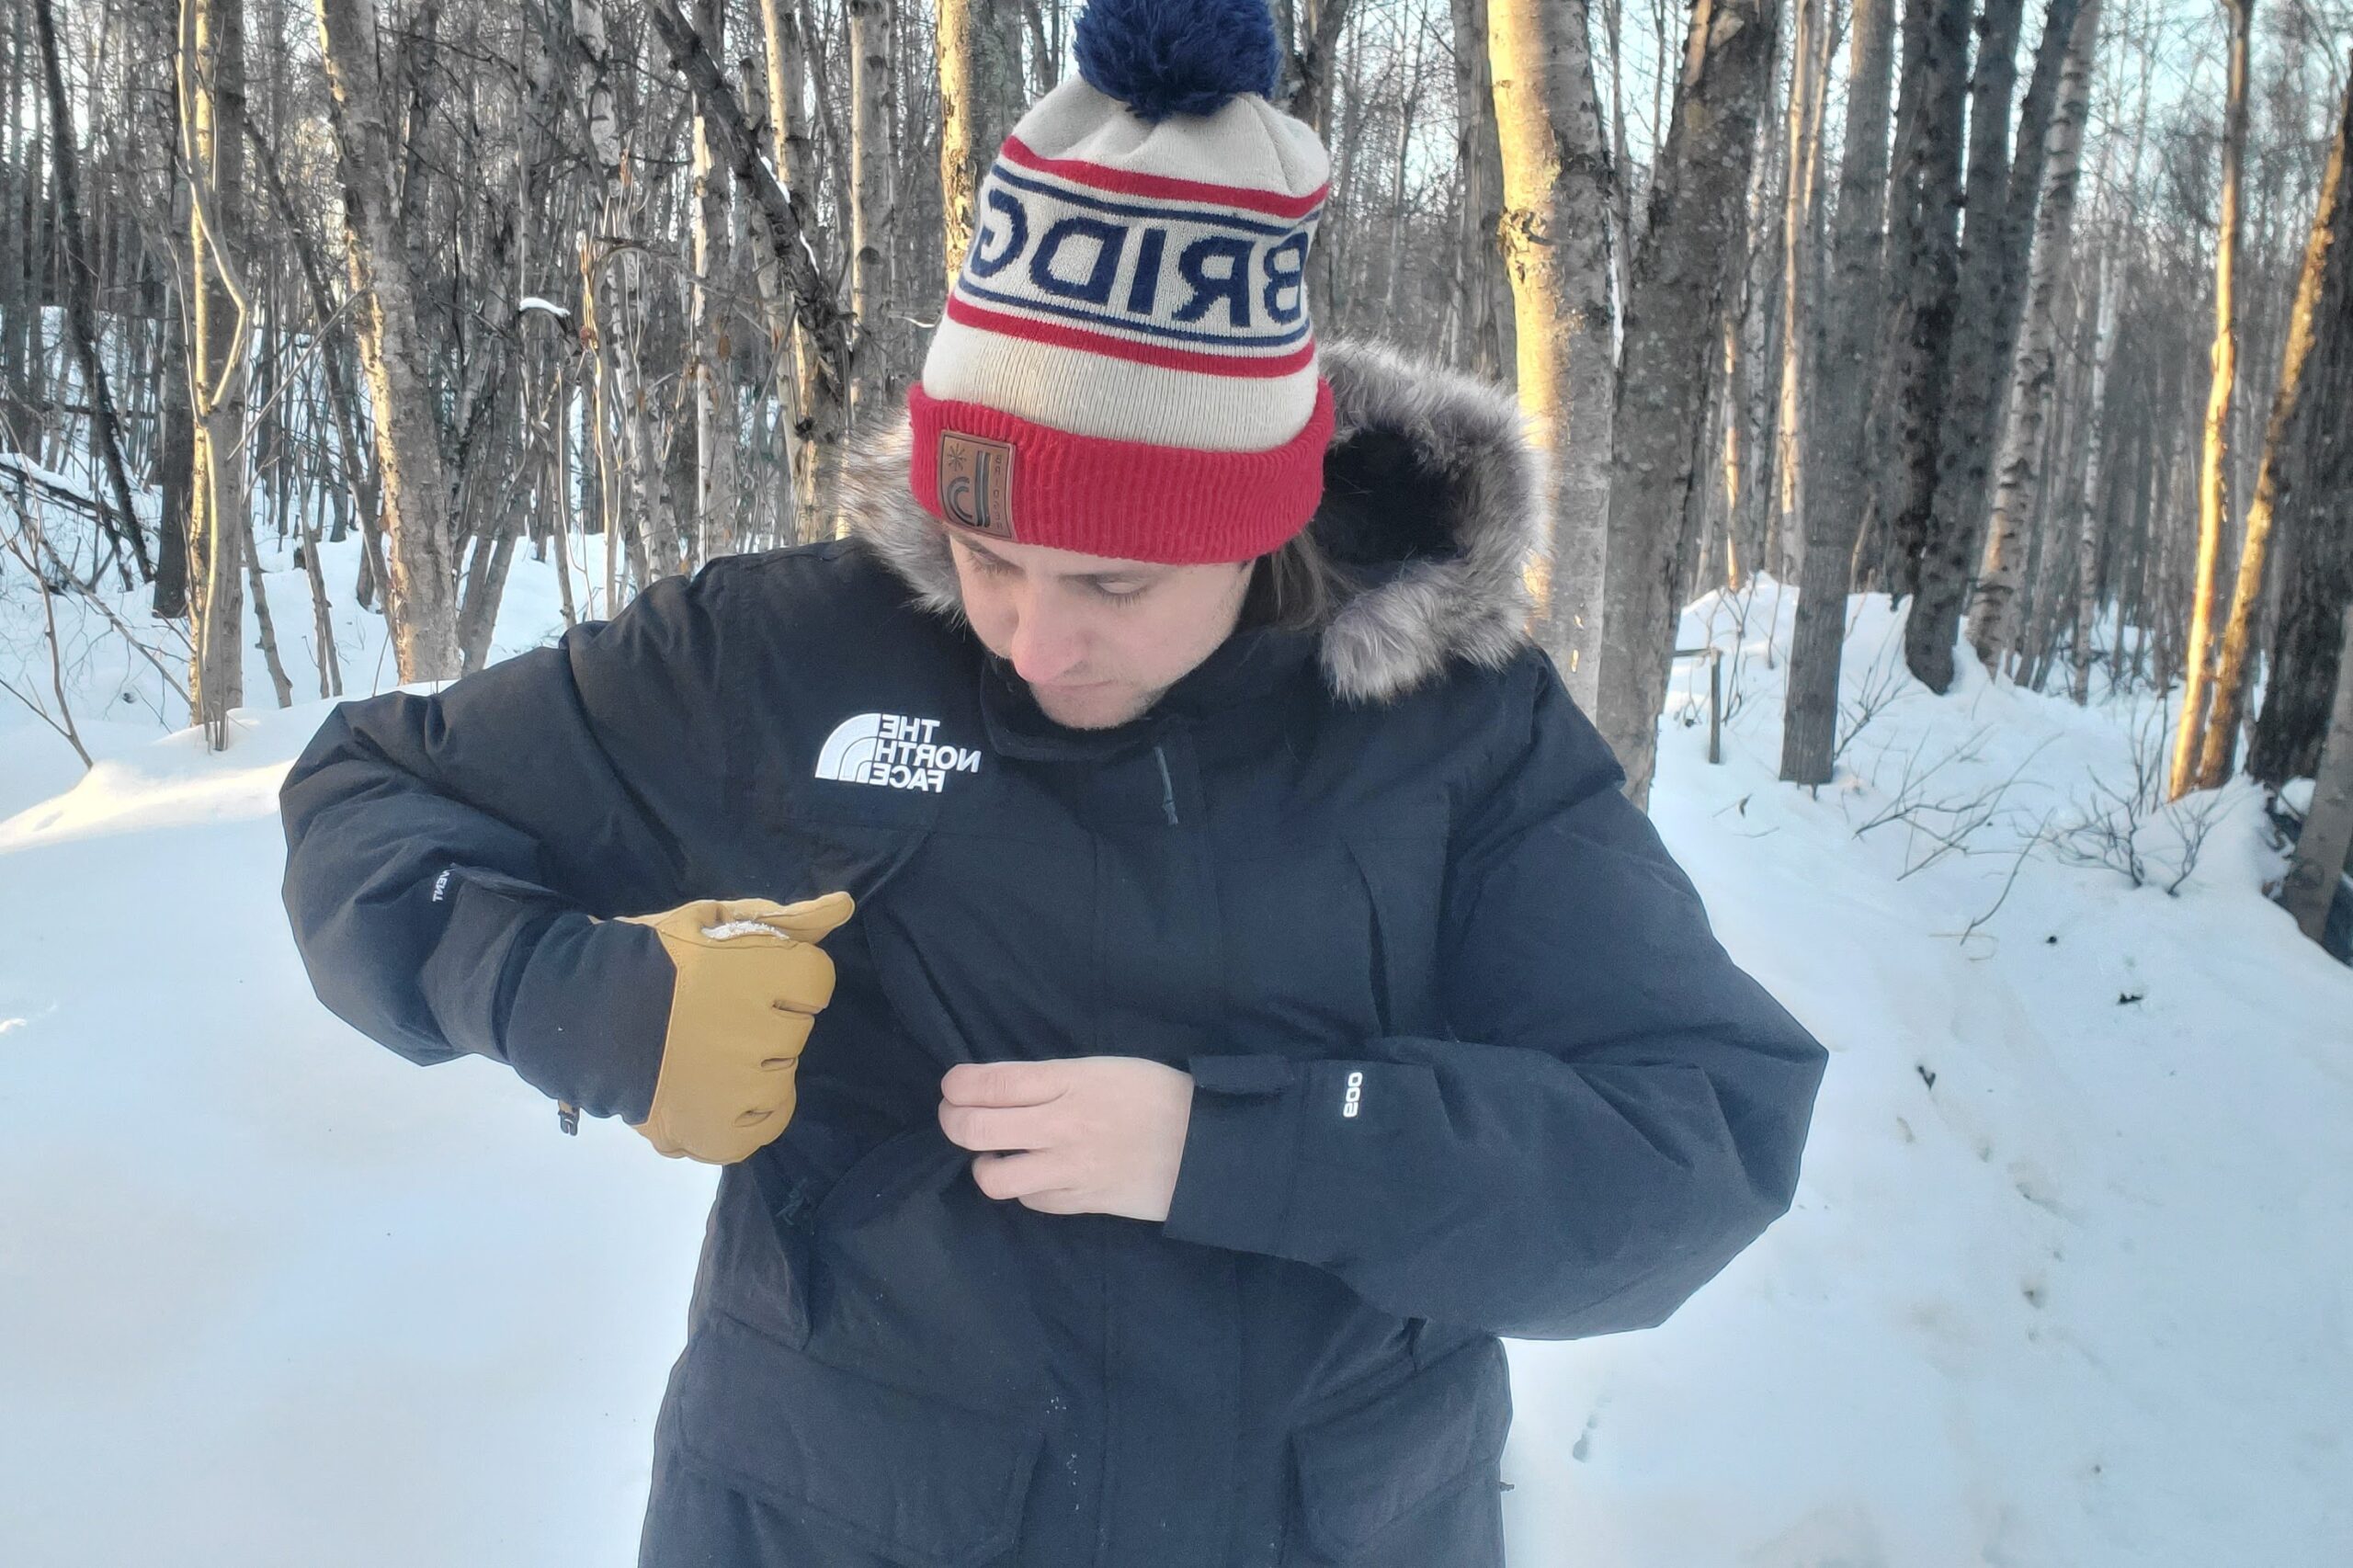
[279,341,1827,1568]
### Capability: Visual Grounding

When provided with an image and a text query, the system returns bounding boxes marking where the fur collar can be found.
[841,339,1542,704]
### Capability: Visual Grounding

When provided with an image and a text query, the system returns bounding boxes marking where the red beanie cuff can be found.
[907,380,1334,565]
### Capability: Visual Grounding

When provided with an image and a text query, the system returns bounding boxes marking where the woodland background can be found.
[5,5,2353,1559]
[0,0,2349,928]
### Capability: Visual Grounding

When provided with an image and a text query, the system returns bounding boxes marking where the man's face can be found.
[946,529,1254,730]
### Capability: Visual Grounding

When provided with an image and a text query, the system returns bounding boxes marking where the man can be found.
[278,3,1827,1562]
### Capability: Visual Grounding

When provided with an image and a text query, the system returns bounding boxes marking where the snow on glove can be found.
[618,892,856,1164]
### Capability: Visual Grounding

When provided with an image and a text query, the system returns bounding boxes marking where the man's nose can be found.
[1007,594,1086,685]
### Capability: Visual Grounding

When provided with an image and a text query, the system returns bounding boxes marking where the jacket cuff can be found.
[419,871,673,1122]
[1161,1055,1306,1256]
[416,868,568,1062]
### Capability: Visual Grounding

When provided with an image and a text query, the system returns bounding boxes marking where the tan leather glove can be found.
[618,892,856,1164]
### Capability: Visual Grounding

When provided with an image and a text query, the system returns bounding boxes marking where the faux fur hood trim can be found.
[841,339,1543,705]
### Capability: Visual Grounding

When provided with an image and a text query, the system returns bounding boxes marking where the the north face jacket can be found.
[279,341,1828,1568]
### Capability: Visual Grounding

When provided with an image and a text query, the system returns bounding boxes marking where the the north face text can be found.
[815,713,984,793]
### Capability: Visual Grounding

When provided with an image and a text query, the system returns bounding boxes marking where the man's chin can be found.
[1032,681,1151,731]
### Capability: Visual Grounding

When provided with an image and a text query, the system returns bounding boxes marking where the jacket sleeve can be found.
[1161,655,1829,1339]
[277,568,743,1123]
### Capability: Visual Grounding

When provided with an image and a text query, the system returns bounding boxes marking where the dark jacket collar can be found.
[843,340,1544,710]
[974,622,1318,762]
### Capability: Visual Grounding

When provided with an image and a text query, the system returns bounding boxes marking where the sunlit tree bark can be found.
[938,0,1024,293]
[1490,0,1615,710]
[2196,61,2349,788]
[2170,0,2255,800]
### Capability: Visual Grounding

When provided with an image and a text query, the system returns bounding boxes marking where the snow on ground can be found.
[1506,585,2352,1566]
[2,537,2349,1566]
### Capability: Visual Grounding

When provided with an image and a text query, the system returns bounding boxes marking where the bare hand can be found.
[938,1057,1194,1222]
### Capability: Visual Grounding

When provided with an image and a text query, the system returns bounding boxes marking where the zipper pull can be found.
[1151,744,1180,826]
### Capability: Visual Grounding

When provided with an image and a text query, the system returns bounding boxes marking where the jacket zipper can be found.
[1151,743,1180,826]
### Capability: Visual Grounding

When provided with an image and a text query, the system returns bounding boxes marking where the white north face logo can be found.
[814,712,983,793]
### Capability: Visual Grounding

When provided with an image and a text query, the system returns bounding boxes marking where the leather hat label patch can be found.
[938,431,1017,539]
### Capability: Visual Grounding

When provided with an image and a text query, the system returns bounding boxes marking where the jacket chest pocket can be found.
[1219,812,1449,1053]
[741,756,944,909]
[1344,825,1447,1038]
[862,824,1103,1063]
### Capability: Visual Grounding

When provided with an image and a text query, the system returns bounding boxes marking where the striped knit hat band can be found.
[909,1,1334,565]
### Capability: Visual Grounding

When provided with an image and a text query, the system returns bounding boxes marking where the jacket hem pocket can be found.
[1290,1335,1512,1561]
[675,1307,1043,1568]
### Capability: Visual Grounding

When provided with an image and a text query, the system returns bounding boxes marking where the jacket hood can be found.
[843,339,1543,705]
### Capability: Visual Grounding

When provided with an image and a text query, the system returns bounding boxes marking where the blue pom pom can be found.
[1074,0,1282,123]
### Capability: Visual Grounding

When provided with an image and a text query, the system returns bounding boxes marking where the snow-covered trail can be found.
[3,549,2348,1566]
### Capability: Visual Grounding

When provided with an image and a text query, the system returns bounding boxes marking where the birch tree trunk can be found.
[2194,64,2350,789]
[1779,0,1895,783]
[1489,0,1615,712]
[2282,605,2353,944]
[34,0,146,586]
[939,0,1024,292]
[690,0,737,566]
[2071,245,2118,704]
[1769,0,1901,777]
[1848,0,1928,591]
[847,0,894,431]
[1904,0,2086,689]
[1771,0,1833,584]
[180,0,249,745]
[1733,97,1781,588]
[2170,0,2255,800]
[651,0,852,542]
[315,0,462,682]
[1289,0,1356,331]
[155,202,194,619]
[1904,0,2027,667]
[1601,0,1632,314]
[1882,0,1970,665]
[1447,0,1512,381]
[1595,0,1782,805]
[2251,85,2353,789]
[0,6,24,415]
[569,0,672,585]
[2017,267,2087,690]
[756,0,842,535]
[1968,0,2099,673]
[1379,25,1429,324]
[1289,0,1356,143]
[241,506,292,707]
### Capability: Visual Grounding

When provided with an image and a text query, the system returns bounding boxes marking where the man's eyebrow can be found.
[958,536,1155,585]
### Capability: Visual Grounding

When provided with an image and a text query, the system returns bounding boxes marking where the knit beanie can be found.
[908,0,1334,565]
